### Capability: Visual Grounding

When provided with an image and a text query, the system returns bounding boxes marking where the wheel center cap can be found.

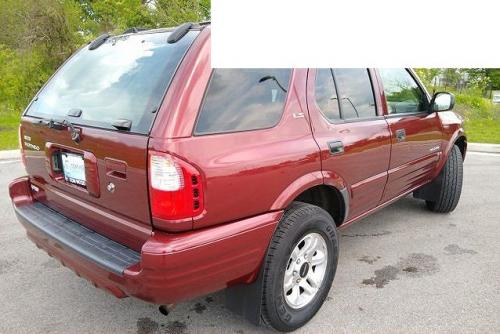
[299,262,309,278]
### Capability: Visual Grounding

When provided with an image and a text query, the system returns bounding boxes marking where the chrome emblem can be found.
[430,145,440,152]
[71,128,81,143]
[106,182,116,193]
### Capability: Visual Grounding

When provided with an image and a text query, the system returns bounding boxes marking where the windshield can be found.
[26,30,198,134]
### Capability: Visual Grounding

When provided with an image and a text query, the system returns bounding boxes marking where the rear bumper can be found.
[9,176,281,304]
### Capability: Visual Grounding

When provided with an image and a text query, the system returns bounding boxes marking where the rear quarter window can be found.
[194,69,291,135]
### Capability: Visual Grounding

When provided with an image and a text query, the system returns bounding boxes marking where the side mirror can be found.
[430,92,455,112]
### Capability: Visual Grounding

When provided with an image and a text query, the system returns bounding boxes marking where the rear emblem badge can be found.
[106,182,116,193]
[70,128,81,143]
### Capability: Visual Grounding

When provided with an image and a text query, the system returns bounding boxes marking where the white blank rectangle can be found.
[212,0,499,68]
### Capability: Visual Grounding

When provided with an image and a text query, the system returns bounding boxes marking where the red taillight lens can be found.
[148,151,204,229]
[18,125,26,168]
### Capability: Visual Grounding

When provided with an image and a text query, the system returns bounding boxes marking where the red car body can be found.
[9,25,466,306]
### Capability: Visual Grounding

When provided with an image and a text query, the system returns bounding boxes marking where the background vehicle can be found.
[9,23,466,332]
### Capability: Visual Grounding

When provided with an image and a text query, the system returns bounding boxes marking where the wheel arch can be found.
[271,171,349,226]
[454,135,467,160]
[446,129,467,160]
[435,129,467,176]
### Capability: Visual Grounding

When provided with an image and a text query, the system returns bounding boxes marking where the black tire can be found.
[426,145,463,213]
[260,202,338,332]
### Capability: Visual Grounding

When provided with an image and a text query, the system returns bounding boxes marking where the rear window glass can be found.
[195,69,291,135]
[26,30,198,134]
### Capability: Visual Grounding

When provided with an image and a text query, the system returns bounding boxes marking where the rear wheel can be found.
[426,145,463,213]
[260,202,338,332]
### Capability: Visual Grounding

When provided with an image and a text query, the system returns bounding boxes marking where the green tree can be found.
[0,0,85,65]
[463,69,489,91]
[154,0,210,27]
[77,0,156,33]
[76,0,211,34]
[485,69,500,90]
[414,68,442,91]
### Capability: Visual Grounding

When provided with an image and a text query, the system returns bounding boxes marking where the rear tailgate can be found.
[19,29,200,251]
[21,120,150,251]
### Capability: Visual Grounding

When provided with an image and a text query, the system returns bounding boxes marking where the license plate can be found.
[61,153,86,187]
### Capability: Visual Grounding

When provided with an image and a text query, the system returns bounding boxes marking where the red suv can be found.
[9,23,466,331]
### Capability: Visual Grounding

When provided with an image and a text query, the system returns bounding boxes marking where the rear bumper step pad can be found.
[14,202,140,275]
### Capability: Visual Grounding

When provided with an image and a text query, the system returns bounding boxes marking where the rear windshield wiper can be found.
[111,119,132,131]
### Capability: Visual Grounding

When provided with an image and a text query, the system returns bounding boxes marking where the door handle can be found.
[105,158,127,180]
[327,140,344,155]
[395,129,406,142]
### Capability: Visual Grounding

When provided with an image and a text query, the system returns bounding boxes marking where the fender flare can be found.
[270,170,350,224]
[437,128,467,173]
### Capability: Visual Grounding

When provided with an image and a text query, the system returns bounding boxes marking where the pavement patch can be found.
[0,259,17,275]
[136,317,159,334]
[362,253,439,288]
[358,255,381,264]
[190,302,206,314]
[41,259,60,269]
[444,244,477,255]
[362,265,399,288]
[398,253,439,277]
[342,231,391,238]
[164,320,187,334]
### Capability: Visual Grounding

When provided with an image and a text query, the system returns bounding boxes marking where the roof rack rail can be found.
[167,22,194,44]
[88,33,110,50]
[123,27,147,34]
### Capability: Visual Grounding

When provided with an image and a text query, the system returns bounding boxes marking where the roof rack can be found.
[167,22,194,44]
[88,33,110,50]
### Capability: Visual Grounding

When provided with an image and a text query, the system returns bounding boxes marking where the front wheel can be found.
[426,145,464,213]
[260,202,338,332]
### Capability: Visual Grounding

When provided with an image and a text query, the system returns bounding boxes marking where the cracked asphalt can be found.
[0,152,499,333]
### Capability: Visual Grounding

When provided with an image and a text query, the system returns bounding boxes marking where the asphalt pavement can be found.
[0,152,499,334]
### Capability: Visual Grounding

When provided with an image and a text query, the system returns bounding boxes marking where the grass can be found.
[465,119,500,144]
[437,88,500,144]
[0,111,21,150]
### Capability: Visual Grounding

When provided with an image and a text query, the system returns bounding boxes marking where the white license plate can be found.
[61,153,86,187]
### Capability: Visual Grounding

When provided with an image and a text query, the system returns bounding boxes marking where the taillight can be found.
[148,151,204,230]
[18,125,26,168]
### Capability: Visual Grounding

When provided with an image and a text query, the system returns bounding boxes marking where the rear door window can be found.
[331,69,377,119]
[315,69,341,121]
[195,69,291,135]
[25,30,198,134]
